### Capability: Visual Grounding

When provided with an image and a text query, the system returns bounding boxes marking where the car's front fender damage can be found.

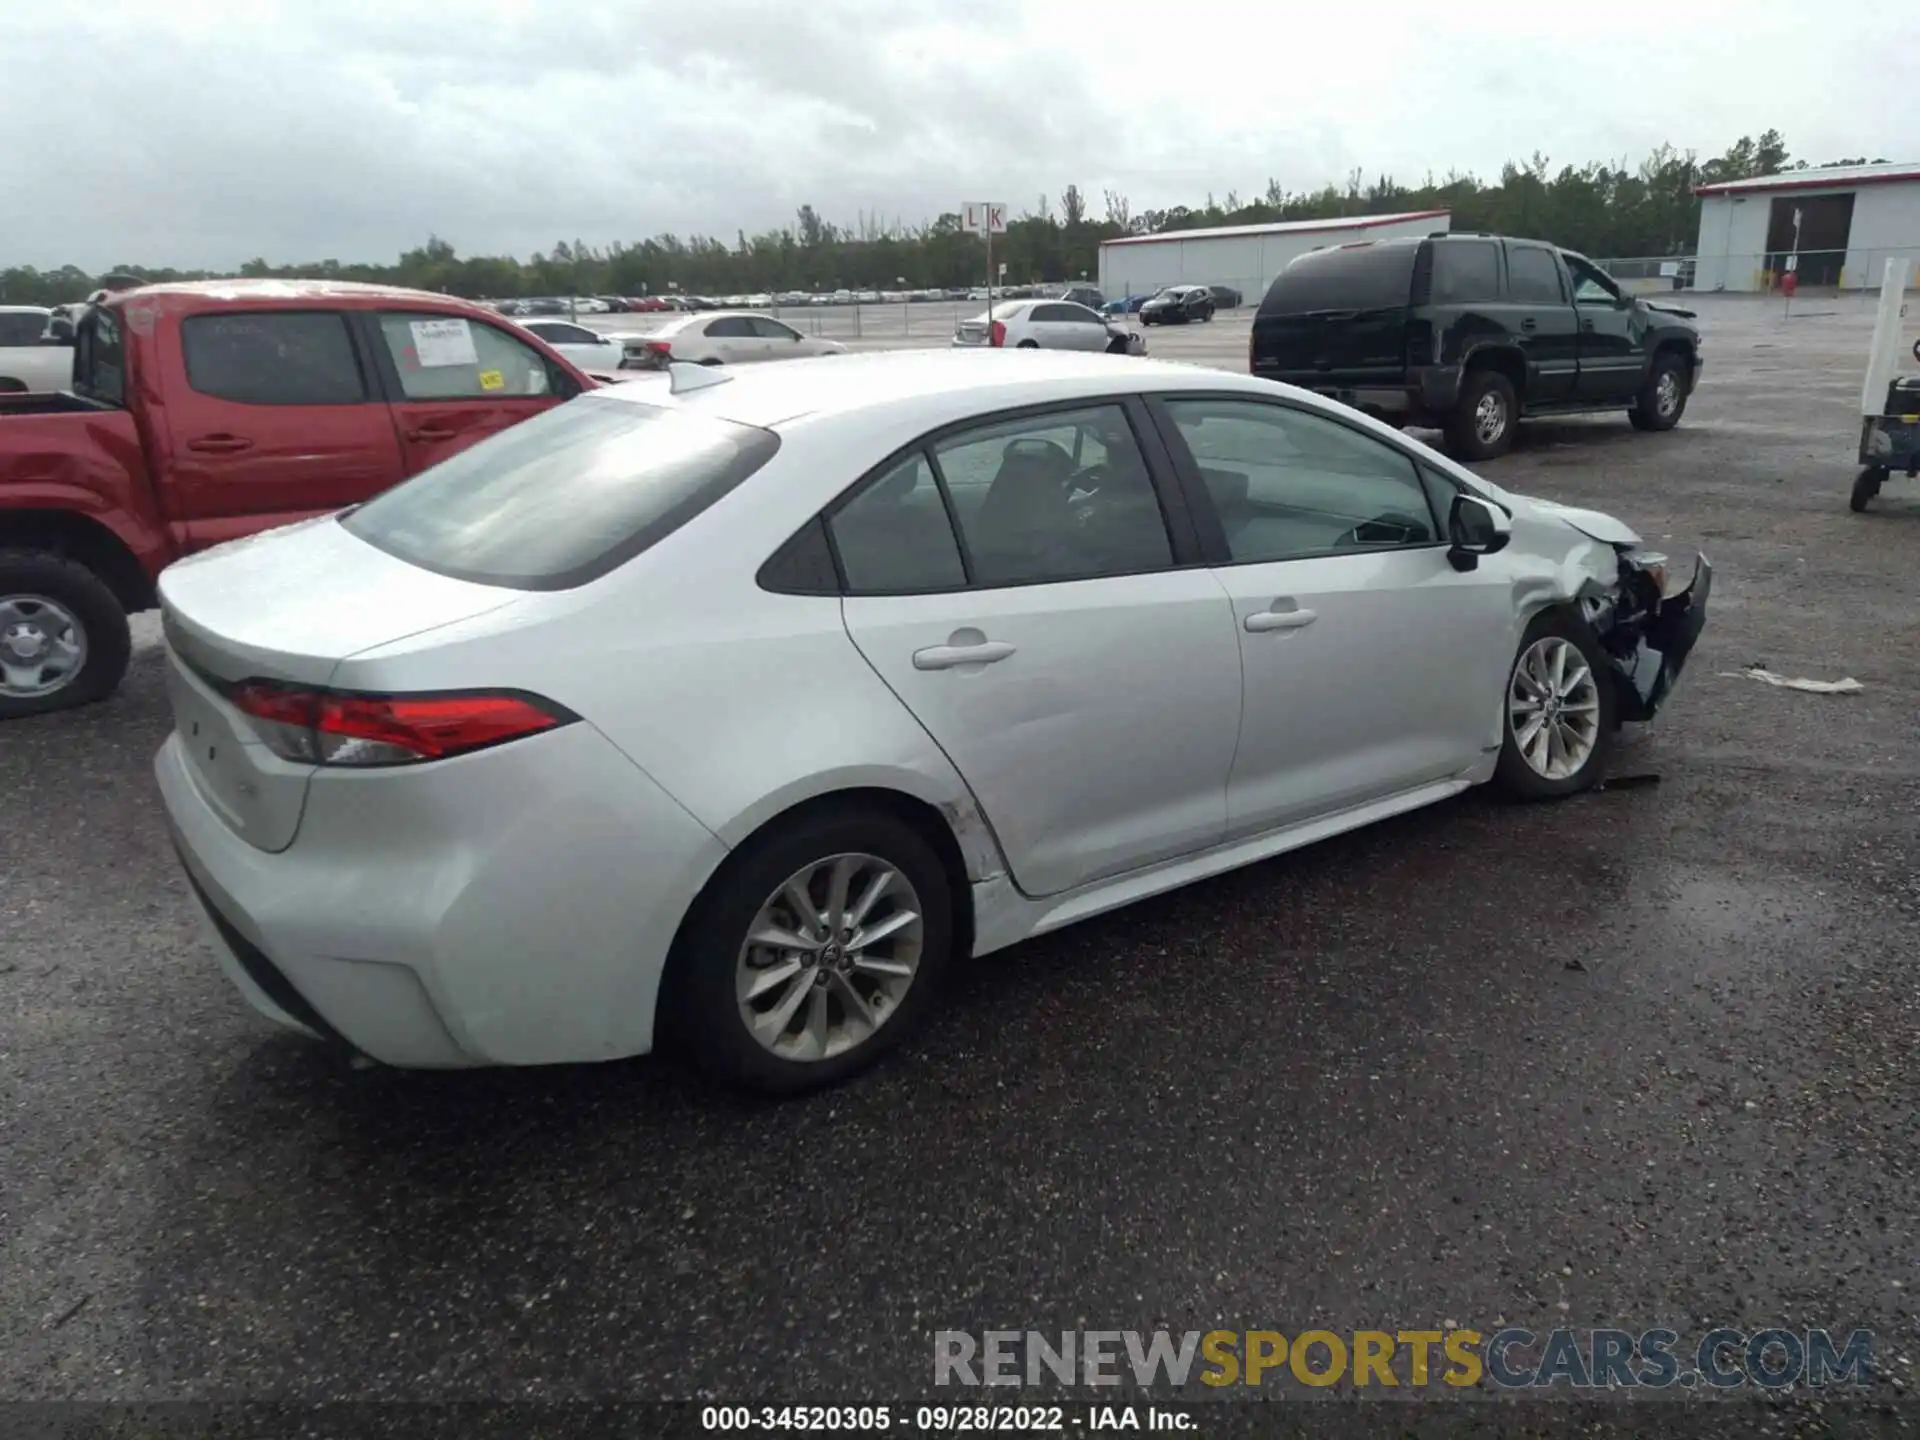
[1578,548,1713,723]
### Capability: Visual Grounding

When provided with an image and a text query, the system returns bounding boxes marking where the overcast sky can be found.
[8,0,1918,271]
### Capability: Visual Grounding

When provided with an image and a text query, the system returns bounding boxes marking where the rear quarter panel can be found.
[0,405,178,576]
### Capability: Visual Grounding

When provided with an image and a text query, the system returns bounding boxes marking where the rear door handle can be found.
[1520,318,1538,332]
[186,434,253,454]
[912,641,1016,670]
[1244,607,1318,633]
[407,426,460,442]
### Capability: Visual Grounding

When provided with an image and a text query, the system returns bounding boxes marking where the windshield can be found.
[341,396,780,590]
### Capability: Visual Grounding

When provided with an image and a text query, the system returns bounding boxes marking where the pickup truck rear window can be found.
[1258,243,1418,315]
[339,394,781,591]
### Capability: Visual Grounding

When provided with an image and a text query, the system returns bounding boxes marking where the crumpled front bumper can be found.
[1608,552,1712,723]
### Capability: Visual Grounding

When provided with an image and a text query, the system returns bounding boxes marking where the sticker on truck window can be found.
[410,319,479,368]
[478,368,504,391]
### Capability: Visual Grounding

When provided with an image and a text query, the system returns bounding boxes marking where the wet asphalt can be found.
[4,295,1920,1412]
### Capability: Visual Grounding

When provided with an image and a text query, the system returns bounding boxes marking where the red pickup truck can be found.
[0,280,600,717]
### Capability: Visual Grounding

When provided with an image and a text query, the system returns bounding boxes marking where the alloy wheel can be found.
[1475,391,1508,445]
[734,853,924,1062]
[0,594,88,699]
[1508,636,1601,780]
[1654,369,1680,418]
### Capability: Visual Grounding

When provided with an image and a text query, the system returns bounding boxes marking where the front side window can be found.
[750,317,801,341]
[1505,246,1566,305]
[182,312,368,405]
[1161,398,1438,562]
[932,405,1174,587]
[1566,256,1621,306]
[375,312,553,400]
[341,395,780,590]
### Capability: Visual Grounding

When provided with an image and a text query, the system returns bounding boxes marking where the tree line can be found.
[1,131,1887,308]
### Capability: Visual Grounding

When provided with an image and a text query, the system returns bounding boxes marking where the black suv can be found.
[1249,233,1703,459]
[1139,285,1215,325]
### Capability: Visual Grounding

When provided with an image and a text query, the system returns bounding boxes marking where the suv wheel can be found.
[1629,351,1690,432]
[1446,370,1518,461]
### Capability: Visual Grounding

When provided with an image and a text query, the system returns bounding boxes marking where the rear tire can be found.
[1016,339,1039,349]
[1446,369,1518,461]
[1493,609,1617,800]
[0,549,132,720]
[661,803,956,1095]
[1851,465,1887,513]
[1629,351,1690,432]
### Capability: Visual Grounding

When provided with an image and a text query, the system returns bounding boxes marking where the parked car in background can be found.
[0,306,71,393]
[1102,294,1151,316]
[0,280,595,717]
[1048,284,1106,310]
[952,300,1143,354]
[1249,233,1704,460]
[1140,286,1216,325]
[515,319,652,374]
[152,349,1709,1093]
[628,312,848,367]
[1207,285,1243,310]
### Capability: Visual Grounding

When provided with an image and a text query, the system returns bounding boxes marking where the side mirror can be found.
[1447,493,1512,572]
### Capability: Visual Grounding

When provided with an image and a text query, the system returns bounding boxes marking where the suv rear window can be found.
[340,395,781,590]
[1259,243,1418,314]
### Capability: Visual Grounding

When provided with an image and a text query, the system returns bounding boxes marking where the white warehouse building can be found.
[1693,161,1920,292]
[1098,209,1451,305]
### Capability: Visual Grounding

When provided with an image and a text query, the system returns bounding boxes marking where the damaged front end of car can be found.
[1579,548,1713,723]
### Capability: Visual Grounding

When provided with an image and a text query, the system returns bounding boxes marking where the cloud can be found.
[4,0,1917,270]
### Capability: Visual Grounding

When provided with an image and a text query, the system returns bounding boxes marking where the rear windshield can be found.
[341,395,780,591]
[1259,243,1419,314]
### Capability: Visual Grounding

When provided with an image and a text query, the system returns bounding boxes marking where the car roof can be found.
[595,349,1266,429]
[0,304,52,315]
[99,278,474,315]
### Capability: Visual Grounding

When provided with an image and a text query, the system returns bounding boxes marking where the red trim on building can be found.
[1100,209,1451,247]
[1694,170,1920,197]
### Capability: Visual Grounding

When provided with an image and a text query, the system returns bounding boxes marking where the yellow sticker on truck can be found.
[478,368,505,391]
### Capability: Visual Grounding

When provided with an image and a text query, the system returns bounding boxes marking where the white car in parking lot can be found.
[953,299,1143,354]
[0,305,71,393]
[513,318,650,374]
[155,350,1708,1094]
[629,311,847,367]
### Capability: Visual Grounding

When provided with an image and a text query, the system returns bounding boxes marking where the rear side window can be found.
[827,454,966,593]
[1429,241,1501,304]
[340,395,780,590]
[1260,244,1418,314]
[1506,246,1566,304]
[183,312,368,405]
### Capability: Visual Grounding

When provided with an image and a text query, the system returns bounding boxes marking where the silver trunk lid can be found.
[158,515,519,851]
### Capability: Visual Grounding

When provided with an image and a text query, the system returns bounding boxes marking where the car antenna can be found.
[668,361,734,395]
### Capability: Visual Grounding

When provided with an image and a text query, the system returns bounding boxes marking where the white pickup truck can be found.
[0,306,74,393]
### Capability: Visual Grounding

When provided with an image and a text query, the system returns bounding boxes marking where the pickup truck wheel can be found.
[0,551,132,719]
[1630,352,1690,432]
[1446,370,1517,460]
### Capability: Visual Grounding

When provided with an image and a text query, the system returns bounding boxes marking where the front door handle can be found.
[1520,317,1538,332]
[913,640,1016,670]
[407,426,460,442]
[186,434,253,454]
[1244,607,1318,633]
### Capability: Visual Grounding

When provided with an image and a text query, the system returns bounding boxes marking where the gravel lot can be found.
[5,295,1920,1411]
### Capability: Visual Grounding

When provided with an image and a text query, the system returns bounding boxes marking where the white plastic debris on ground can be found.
[1720,666,1866,694]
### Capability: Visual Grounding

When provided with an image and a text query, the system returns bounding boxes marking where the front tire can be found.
[662,804,955,1094]
[1446,369,1518,461]
[1493,610,1616,800]
[1851,465,1886,513]
[0,550,132,720]
[1016,339,1040,349]
[1629,351,1690,432]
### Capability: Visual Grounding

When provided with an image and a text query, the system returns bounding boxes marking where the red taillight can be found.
[228,682,572,767]
[989,320,1007,348]
[644,340,673,367]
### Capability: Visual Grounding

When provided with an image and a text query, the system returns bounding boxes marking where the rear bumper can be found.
[155,722,729,1068]
[1271,365,1463,424]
